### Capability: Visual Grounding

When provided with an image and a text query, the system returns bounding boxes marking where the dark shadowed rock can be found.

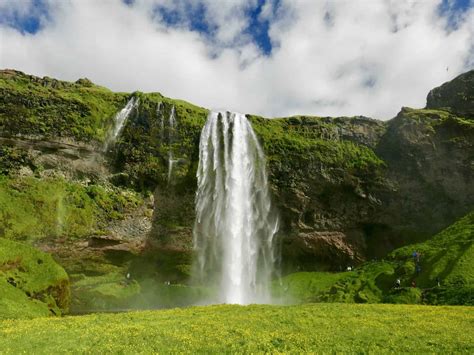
[426,70,474,118]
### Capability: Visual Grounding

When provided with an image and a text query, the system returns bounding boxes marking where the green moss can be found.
[398,107,474,132]
[272,272,347,303]
[0,280,51,319]
[389,211,474,304]
[0,70,128,142]
[114,92,207,190]
[0,176,143,242]
[71,273,212,312]
[307,211,474,305]
[319,261,397,303]
[71,273,141,312]
[384,287,422,304]
[0,238,69,319]
[0,146,33,175]
[249,115,386,190]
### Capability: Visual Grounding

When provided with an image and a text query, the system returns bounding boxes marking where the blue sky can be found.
[0,0,473,119]
[2,0,471,54]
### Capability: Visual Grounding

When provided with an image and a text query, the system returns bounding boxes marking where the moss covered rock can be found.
[426,70,474,118]
[303,211,474,305]
[0,238,70,319]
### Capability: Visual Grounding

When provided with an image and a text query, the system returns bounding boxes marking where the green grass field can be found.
[0,303,472,353]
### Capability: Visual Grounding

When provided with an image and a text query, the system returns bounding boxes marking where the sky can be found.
[0,0,473,120]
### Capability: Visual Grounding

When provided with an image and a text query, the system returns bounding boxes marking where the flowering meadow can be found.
[0,303,472,353]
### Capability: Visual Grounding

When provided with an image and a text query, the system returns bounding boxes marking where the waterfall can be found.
[193,111,279,305]
[167,105,177,183]
[56,194,65,237]
[104,97,139,151]
[169,105,177,129]
[157,101,164,140]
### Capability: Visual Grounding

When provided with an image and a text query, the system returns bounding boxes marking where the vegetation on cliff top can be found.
[426,69,474,118]
[0,303,472,353]
[0,70,128,143]
[0,238,69,319]
[250,114,385,172]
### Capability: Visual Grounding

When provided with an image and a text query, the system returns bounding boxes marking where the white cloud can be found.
[0,0,472,119]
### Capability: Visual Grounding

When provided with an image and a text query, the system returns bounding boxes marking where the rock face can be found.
[426,70,474,118]
[0,69,473,282]
[374,107,474,250]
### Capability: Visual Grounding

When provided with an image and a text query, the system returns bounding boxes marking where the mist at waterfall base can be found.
[192,111,280,305]
[69,105,282,313]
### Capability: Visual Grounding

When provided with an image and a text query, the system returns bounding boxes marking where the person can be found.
[436,277,441,287]
[411,280,416,288]
[395,278,401,289]
[416,264,421,274]
[124,272,132,285]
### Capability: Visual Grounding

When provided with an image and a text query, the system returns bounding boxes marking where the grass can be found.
[272,271,347,303]
[270,211,473,306]
[298,211,474,305]
[71,273,213,313]
[0,303,472,353]
[250,114,386,174]
[0,70,128,142]
[71,273,142,312]
[0,238,69,319]
[390,211,474,305]
[400,107,474,133]
[0,176,142,242]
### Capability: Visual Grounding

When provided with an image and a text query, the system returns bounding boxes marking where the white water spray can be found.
[157,101,165,140]
[193,111,279,304]
[104,97,139,151]
[167,105,177,183]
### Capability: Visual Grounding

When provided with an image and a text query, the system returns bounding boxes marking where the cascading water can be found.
[104,96,139,151]
[157,102,164,140]
[167,105,177,183]
[193,111,279,305]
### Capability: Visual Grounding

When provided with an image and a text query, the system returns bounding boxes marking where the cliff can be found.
[0,69,472,310]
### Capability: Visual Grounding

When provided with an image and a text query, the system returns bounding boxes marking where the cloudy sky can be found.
[0,0,473,119]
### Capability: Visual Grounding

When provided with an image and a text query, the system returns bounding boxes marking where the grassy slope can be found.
[0,176,142,242]
[272,271,347,303]
[0,239,69,319]
[278,211,474,305]
[390,210,474,304]
[0,304,472,353]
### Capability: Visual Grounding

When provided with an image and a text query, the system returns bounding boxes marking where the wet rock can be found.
[282,231,363,272]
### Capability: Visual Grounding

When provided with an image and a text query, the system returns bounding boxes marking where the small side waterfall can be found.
[157,102,165,140]
[56,194,65,237]
[193,111,279,305]
[104,97,139,151]
[167,105,177,183]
